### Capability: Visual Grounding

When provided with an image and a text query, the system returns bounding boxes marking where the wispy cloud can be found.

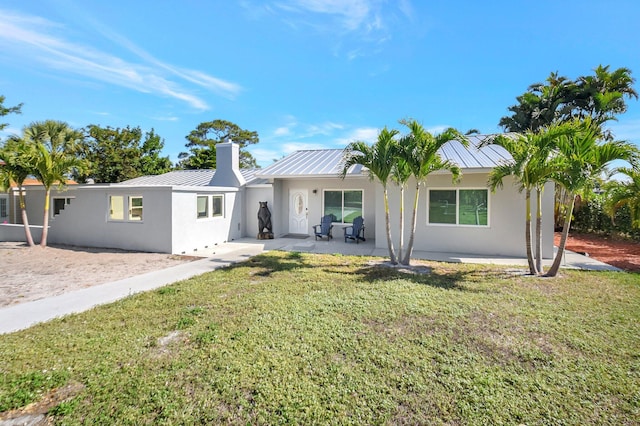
[0,9,242,110]
[334,127,379,145]
[242,0,414,58]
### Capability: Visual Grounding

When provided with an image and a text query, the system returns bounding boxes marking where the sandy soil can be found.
[0,242,200,307]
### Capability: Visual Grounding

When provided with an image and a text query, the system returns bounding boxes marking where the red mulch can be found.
[554,232,640,272]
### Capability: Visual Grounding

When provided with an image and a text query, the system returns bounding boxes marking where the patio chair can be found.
[344,216,365,243]
[313,215,334,240]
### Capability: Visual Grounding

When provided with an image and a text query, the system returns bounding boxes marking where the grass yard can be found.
[1,252,639,424]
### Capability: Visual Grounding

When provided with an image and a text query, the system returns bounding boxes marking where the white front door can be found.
[288,189,308,234]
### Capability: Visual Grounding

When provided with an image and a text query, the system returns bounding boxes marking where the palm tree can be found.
[605,167,640,229]
[341,127,399,264]
[546,119,639,277]
[398,119,467,265]
[26,120,86,247]
[484,124,569,275]
[0,136,36,246]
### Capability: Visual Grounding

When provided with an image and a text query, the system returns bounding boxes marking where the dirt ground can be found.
[0,242,199,307]
[554,232,640,272]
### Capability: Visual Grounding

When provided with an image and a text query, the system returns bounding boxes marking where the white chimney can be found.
[209,140,246,187]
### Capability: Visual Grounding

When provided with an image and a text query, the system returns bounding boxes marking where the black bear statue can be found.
[257,201,274,239]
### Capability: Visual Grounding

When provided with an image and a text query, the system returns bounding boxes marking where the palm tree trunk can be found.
[398,186,405,264]
[18,188,35,247]
[40,188,50,248]
[401,183,420,265]
[525,189,538,275]
[383,187,397,264]
[546,194,575,277]
[535,188,543,274]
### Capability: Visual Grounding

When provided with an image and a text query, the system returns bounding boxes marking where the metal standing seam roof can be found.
[116,168,267,187]
[115,136,513,186]
[257,149,364,178]
[257,136,512,178]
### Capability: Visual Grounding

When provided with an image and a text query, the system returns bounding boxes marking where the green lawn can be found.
[2,252,639,424]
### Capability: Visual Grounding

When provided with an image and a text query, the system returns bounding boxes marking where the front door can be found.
[288,189,308,235]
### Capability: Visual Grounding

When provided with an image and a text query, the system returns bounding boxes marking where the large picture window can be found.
[428,189,488,226]
[323,190,363,223]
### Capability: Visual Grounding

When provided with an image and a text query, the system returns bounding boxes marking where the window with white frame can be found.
[52,197,74,217]
[196,194,224,219]
[197,196,209,219]
[129,196,143,221]
[109,195,124,220]
[428,189,488,226]
[212,195,224,217]
[108,195,143,222]
[323,189,363,223]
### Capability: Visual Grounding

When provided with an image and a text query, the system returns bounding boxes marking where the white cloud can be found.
[334,126,378,145]
[426,125,451,134]
[0,9,242,110]
[0,127,21,137]
[274,126,291,136]
[282,0,372,31]
[244,0,414,58]
[152,115,179,122]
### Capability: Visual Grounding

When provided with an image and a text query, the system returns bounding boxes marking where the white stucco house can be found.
[0,139,554,258]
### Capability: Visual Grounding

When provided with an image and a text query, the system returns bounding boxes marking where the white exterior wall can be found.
[23,185,174,253]
[376,173,554,258]
[275,177,377,238]
[170,188,241,254]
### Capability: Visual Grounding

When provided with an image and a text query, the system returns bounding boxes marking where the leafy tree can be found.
[484,124,570,275]
[398,119,467,265]
[0,95,23,131]
[341,128,400,264]
[500,66,637,133]
[500,65,638,233]
[26,120,87,247]
[0,136,36,246]
[546,119,638,277]
[178,119,259,169]
[74,125,172,183]
[605,167,640,229]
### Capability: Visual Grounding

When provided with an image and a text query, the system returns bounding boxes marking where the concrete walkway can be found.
[0,237,619,334]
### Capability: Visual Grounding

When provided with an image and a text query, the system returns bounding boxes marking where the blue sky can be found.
[1,0,639,167]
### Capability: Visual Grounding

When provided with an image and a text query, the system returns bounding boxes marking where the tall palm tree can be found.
[484,124,569,275]
[398,119,467,265]
[390,143,411,264]
[341,128,399,264]
[0,136,36,246]
[605,167,640,229]
[26,120,86,247]
[546,119,638,277]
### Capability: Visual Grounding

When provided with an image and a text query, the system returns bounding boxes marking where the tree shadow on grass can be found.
[342,262,504,292]
[222,251,312,278]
